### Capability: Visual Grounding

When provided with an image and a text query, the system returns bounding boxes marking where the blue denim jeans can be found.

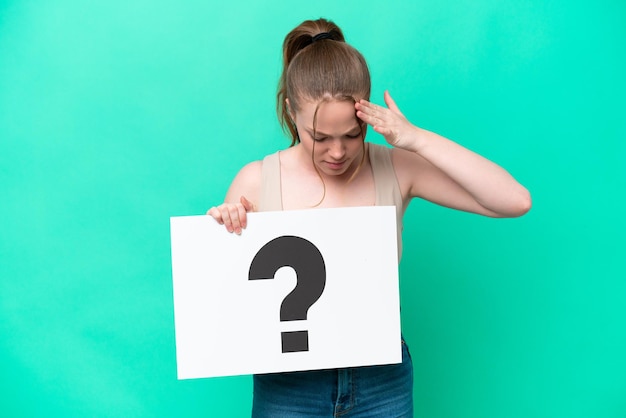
[252,339,413,417]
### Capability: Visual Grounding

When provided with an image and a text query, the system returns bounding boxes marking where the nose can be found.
[328,138,346,160]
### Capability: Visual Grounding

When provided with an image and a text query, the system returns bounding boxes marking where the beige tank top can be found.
[259,143,404,260]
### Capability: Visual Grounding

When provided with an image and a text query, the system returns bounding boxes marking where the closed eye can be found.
[307,127,361,141]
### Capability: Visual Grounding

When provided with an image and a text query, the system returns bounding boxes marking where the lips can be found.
[325,160,347,170]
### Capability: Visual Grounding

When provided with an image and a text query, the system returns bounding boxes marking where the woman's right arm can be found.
[206,160,262,234]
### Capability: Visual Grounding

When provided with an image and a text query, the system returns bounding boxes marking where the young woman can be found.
[208,18,531,418]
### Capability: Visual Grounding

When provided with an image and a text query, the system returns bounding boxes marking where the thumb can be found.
[384,90,402,115]
[240,195,255,212]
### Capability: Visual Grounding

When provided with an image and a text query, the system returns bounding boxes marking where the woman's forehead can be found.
[300,100,360,132]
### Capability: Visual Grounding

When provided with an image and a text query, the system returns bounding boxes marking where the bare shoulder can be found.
[224,160,263,205]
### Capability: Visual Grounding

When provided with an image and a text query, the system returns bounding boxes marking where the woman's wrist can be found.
[396,125,427,154]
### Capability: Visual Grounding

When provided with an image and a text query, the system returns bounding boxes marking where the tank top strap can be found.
[369,144,403,212]
[259,151,283,212]
[368,143,404,260]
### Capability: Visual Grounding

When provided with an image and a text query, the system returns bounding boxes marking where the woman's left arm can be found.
[356,91,531,218]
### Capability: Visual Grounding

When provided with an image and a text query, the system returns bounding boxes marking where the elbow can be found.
[512,189,532,217]
[488,189,531,218]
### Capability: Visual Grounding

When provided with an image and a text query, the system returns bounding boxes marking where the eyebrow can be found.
[305,125,361,137]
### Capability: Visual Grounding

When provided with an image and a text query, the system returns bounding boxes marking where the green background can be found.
[1,0,624,417]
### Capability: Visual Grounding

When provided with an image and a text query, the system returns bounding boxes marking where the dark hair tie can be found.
[312,32,334,43]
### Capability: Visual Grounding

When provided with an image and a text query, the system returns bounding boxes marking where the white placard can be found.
[170,206,401,379]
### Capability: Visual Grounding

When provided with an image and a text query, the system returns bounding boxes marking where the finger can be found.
[360,99,385,114]
[219,206,235,233]
[226,204,243,234]
[383,90,403,116]
[240,195,255,213]
[356,109,374,126]
[236,202,247,231]
[207,207,224,224]
[373,125,392,137]
[356,107,383,128]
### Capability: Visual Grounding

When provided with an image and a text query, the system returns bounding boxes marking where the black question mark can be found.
[248,235,326,353]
